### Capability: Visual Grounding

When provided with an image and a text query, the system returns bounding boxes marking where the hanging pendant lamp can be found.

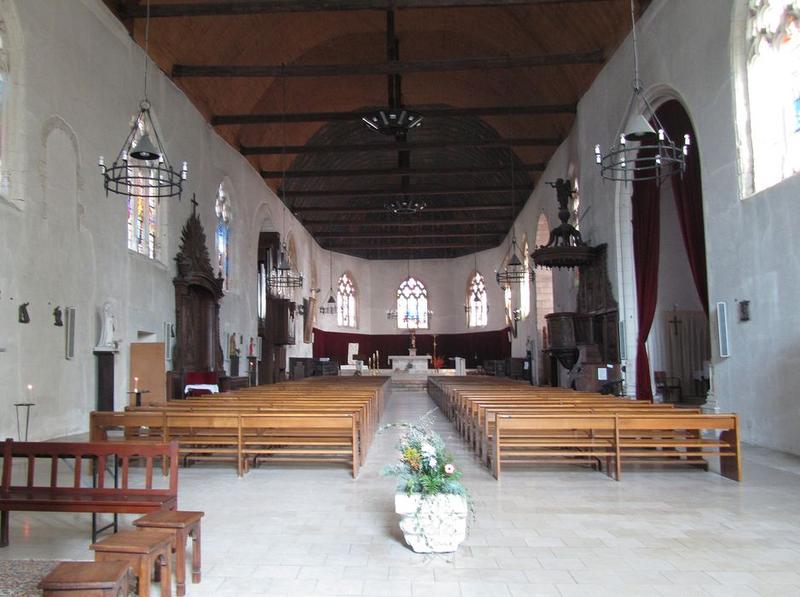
[268,71,303,291]
[496,143,533,287]
[320,250,338,315]
[594,0,690,184]
[99,0,187,200]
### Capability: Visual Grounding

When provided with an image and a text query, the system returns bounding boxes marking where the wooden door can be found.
[130,342,166,406]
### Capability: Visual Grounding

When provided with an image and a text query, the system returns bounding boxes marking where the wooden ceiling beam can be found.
[213,104,575,125]
[243,137,560,156]
[123,1,612,18]
[322,241,489,249]
[314,230,501,239]
[293,204,511,214]
[262,164,544,179]
[173,51,603,78]
[302,217,511,227]
[283,185,529,199]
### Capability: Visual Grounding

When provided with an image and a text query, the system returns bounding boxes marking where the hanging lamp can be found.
[496,143,533,287]
[268,71,304,291]
[320,250,338,315]
[99,0,187,199]
[594,0,689,184]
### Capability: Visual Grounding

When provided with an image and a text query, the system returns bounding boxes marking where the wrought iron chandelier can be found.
[496,147,533,287]
[320,250,338,315]
[594,0,690,184]
[362,109,423,136]
[385,196,426,215]
[267,74,304,291]
[99,0,187,199]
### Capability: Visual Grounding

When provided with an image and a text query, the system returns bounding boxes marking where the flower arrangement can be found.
[381,412,471,553]
[381,413,467,498]
[431,356,445,370]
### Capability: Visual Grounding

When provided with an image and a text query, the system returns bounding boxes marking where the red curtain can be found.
[658,101,709,314]
[312,328,511,369]
[632,149,661,401]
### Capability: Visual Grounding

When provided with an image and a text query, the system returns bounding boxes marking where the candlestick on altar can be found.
[134,376,139,392]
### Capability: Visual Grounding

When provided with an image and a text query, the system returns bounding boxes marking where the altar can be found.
[388,354,431,373]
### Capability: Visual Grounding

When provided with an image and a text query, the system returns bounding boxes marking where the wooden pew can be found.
[0,439,178,546]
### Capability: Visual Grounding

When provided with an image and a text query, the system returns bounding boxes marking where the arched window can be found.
[535,213,554,344]
[503,284,513,325]
[215,183,232,289]
[744,0,800,193]
[127,120,161,260]
[520,238,531,319]
[466,272,488,327]
[397,276,429,329]
[337,272,357,328]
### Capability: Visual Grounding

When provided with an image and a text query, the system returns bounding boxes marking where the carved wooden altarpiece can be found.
[172,206,225,394]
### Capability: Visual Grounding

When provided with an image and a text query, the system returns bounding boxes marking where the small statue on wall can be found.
[96,301,117,350]
[18,302,30,324]
[53,306,63,327]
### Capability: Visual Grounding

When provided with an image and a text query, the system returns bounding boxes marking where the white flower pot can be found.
[394,493,468,553]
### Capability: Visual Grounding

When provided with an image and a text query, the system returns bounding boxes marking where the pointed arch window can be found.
[535,213,555,344]
[467,272,488,328]
[337,273,357,328]
[215,183,232,289]
[744,0,800,193]
[126,120,161,260]
[520,238,531,319]
[397,276,429,329]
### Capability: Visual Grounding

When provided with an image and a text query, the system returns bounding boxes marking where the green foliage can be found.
[380,411,469,498]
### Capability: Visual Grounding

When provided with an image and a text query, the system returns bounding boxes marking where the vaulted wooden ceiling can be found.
[103,0,647,259]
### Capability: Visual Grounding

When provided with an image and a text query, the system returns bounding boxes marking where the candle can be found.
[134,377,139,392]
[26,384,33,401]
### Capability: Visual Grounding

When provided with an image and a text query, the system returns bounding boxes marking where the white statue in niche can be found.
[95,301,117,351]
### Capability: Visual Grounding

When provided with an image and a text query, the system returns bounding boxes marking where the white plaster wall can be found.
[575,0,800,453]
[0,0,312,440]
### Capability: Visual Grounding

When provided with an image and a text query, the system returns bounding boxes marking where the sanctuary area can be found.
[1,1,799,595]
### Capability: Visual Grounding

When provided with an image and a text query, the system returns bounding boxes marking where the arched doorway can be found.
[632,100,710,404]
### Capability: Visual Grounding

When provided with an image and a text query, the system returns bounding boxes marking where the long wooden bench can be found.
[0,439,178,546]
[490,412,741,481]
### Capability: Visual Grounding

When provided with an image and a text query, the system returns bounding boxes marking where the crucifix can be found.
[668,305,682,336]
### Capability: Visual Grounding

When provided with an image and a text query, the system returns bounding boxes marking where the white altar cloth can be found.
[388,355,431,372]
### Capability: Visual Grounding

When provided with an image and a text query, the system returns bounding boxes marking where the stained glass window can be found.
[397,276,429,329]
[126,120,160,260]
[215,184,232,289]
[520,239,531,319]
[336,273,357,327]
[467,272,488,328]
[745,0,800,192]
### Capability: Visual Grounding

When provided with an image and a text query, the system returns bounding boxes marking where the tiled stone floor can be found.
[3,388,800,596]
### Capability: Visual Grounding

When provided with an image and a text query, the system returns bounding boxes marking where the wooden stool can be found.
[91,529,173,597]
[38,560,131,596]
[134,510,204,596]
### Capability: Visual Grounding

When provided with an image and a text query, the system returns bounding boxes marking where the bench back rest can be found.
[496,414,618,431]
[1,438,178,497]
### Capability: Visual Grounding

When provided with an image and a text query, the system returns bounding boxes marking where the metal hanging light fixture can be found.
[268,71,303,291]
[385,196,426,215]
[99,0,187,199]
[320,250,338,315]
[594,0,690,184]
[362,11,423,137]
[496,143,533,287]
